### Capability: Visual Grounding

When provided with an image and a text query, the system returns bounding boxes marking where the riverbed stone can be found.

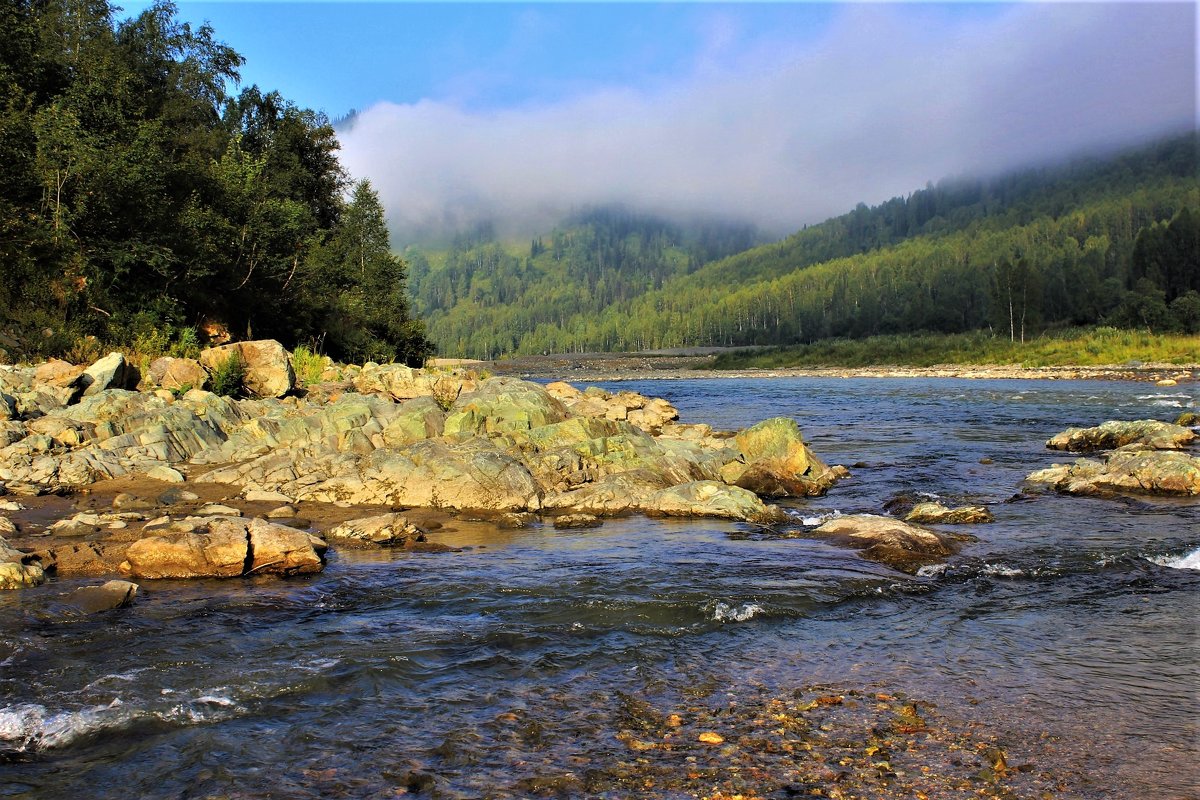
[62,580,138,614]
[325,513,424,548]
[1027,449,1200,496]
[76,352,137,397]
[444,377,569,436]
[811,514,955,572]
[905,502,994,524]
[1046,419,1196,452]
[0,561,45,589]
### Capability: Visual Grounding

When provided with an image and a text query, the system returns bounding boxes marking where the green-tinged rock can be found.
[722,417,841,497]
[444,377,568,436]
[645,480,784,523]
[541,471,670,516]
[553,513,603,529]
[905,502,994,524]
[380,396,446,446]
[1027,449,1200,496]
[1046,419,1196,452]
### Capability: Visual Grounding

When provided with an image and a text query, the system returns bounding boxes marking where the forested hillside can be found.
[0,0,429,364]
[406,210,759,358]
[417,135,1198,358]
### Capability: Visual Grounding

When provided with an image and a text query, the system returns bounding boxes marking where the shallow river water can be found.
[1,377,1197,798]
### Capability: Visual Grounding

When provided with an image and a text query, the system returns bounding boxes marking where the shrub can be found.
[291,345,326,387]
[210,351,246,397]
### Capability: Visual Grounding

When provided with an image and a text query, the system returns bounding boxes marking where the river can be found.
[1,377,1196,798]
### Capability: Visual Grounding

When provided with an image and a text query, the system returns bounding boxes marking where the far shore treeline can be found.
[0,0,430,365]
[410,135,1198,359]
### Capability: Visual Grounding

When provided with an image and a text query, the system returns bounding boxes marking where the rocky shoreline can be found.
[1,341,1196,602]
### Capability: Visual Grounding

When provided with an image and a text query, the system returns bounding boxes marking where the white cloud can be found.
[336,3,1197,241]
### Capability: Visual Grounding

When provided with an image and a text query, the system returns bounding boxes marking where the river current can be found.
[1,377,1197,798]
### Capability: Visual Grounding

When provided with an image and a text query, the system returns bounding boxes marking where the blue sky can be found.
[118,2,1197,240]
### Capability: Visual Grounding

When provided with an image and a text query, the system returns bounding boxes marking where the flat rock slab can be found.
[1046,419,1196,452]
[1027,449,1200,496]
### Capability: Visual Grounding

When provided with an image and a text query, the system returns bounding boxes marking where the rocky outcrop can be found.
[1027,449,1200,497]
[121,517,323,579]
[1,351,844,525]
[719,417,841,497]
[905,502,994,524]
[1046,419,1196,452]
[199,339,294,398]
[810,514,957,572]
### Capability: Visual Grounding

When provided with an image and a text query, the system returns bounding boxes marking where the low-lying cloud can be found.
[336,3,1197,242]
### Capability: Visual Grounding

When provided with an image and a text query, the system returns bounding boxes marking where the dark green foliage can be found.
[209,351,245,397]
[0,0,427,363]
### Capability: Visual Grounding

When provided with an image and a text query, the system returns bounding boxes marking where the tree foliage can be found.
[0,0,428,363]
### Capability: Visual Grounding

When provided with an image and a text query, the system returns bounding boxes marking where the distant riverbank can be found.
[487,352,1198,384]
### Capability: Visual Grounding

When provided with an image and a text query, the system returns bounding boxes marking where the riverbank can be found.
[488,352,1199,383]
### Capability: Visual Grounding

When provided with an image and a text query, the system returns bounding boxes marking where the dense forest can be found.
[414,135,1198,358]
[0,0,429,364]
[405,210,760,359]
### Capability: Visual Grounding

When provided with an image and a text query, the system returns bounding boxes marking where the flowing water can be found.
[1,378,1197,798]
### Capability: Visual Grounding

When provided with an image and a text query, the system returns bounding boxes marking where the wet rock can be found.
[1046,419,1196,452]
[199,340,295,398]
[1027,449,1200,497]
[720,417,842,497]
[646,480,785,523]
[496,512,537,529]
[905,502,994,524]
[113,492,157,511]
[61,580,138,614]
[0,561,45,589]
[30,541,124,576]
[121,517,323,579]
[196,503,241,516]
[157,488,199,505]
[1177,411,1199,427]
[811,514,955,572]
[553,513,603,529]
[325,513,424,548]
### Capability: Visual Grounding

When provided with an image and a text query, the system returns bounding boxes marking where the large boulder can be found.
[1046,420,1196,452]
[1027,450,1200,496]
[75,352,137,397]
[720,417,840,497]
[199,340,294,398]
[380,396,446,446]
[810,514,956,572]
[542,470,671,516]
[144,357,208,392]
[121,517,323,579]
